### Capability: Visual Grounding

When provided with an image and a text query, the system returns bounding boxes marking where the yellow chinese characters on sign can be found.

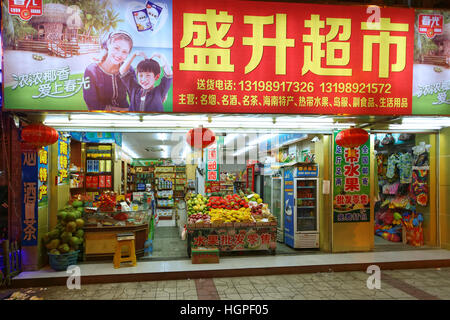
[180,9,235,72]
[302,15,352,76]
[361,18,409,78]
[243,14,295,75]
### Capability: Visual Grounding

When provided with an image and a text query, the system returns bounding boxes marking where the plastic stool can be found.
[113,233,137,269]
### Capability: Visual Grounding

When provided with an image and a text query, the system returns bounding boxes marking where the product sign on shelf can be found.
[332,130,370,223]
[2,1,448,116]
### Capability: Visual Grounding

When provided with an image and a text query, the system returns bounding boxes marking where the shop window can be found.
[374,133,432,247]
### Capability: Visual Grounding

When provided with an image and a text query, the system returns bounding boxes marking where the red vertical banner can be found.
[173,0,415,115]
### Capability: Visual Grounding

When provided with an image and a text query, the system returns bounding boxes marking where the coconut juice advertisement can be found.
[2,0,173,112]
[412,10,450,115]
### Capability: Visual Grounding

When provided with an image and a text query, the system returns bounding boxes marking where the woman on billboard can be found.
[83,31,135,111]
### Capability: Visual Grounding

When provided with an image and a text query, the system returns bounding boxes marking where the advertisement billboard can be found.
[2,1,447,115]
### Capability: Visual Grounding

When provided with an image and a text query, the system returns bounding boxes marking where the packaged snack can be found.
[146,1,163,30]
[132,8,152,32]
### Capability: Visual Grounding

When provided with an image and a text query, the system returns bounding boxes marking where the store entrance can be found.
[95,130,329,261]
[373,132,437,251]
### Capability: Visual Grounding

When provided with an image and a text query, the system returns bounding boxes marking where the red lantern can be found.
[186,127,216,149]
[21,122,59,149]
[336,128,369,158]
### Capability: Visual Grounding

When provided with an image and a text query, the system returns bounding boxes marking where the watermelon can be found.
[72,200,84,208]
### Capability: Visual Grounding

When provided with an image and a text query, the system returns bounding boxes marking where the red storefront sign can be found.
[173,1,415,115]
[8,0,43,21]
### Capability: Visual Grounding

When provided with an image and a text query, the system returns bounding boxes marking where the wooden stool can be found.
[113,233,137,269]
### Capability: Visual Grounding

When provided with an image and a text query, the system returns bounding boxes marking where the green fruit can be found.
[65,212,77,222]
[58,244,70,254]
[61,231,72,243]
[57,211,67,221]
[72,200,84,208]
[49,249,60,255]
[75,218,84,228]
[46,239,60,250]
[69,236,80,247]
[48,229,60,240]
[76,207,84,213]
[75,229,84,239]
[65,221,77,233]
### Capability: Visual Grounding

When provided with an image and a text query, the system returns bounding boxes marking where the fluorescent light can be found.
[232,133,276,156]
[121,144,139,159]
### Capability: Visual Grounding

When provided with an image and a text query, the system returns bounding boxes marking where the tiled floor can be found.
[2,267,450,300]
[11,249,450,281]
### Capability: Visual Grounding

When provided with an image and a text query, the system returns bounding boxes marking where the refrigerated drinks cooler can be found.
[284,164,319,249]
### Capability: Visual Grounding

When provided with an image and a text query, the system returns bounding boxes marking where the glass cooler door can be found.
[296,178,318,232]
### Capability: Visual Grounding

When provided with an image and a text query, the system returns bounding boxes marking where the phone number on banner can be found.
[194,80,394,94]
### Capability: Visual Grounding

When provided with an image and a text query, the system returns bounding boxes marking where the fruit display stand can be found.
[186,221,277,258]
[83,210,151,261]
[186,193,277,258]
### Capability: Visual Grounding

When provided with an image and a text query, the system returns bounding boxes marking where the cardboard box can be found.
[105,175,112,188]
[99,175,106,188]
[191,247,219,264]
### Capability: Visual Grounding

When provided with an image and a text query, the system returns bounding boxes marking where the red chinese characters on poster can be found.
[8,0,43,21]
[173,0,414,115]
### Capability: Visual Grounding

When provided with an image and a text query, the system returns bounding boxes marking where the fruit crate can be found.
[48,250,79,271]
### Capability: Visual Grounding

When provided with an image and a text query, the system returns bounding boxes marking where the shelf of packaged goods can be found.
[298,206,316,209]
[297,217,316,219]
[86,157,112,160]
[297,198,316,200]
[297,186,316,189]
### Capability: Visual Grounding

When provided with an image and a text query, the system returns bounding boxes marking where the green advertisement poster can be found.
[412,10,450,115]
[2,0,173,112]
[333,130,370,223]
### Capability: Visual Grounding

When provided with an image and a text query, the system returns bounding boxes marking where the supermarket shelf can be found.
[298,206,316,209]
[85,172,113,175]
[298,216,316,219]
[297,198,316,200]
[297,186,316,189]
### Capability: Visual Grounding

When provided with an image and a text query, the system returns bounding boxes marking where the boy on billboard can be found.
[119,51,173,113]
